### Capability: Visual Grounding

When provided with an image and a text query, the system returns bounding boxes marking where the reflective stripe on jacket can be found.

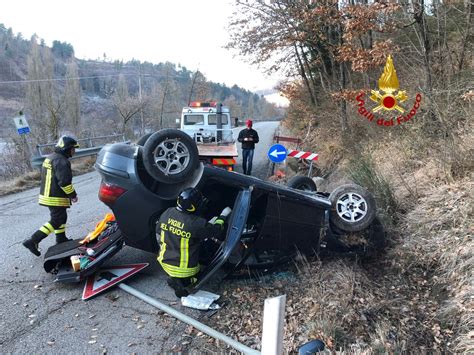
[157,207,224,278]
[38,152,76,207]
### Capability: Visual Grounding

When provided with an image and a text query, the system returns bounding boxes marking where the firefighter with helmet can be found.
[23,135,79,256]
[157,187,231,297]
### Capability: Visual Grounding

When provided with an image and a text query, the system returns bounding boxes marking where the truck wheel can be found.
[136,133,153,146]
[329,184,376,232]
[143,129,199,184]
[287,176,317,192]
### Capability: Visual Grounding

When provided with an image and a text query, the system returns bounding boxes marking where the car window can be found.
[184,114,204,125]
[208,114,229,125]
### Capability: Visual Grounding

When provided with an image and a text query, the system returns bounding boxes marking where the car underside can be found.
[43,129,385,292]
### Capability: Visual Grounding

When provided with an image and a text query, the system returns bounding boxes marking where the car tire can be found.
[287,176,317,192]
[329,184,376,232]
[136,133,153,146]
[142,129,199,184]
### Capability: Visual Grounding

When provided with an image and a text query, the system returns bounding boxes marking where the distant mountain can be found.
[0,24,284,140]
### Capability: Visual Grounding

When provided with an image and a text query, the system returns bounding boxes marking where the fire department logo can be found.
[356,55,422,127]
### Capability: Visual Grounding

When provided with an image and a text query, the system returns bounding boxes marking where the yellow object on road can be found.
[80,213,115,244]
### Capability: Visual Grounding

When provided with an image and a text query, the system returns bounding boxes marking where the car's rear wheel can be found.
[287,175,317,192]
[143,129,199,184]
[329,184,376,232]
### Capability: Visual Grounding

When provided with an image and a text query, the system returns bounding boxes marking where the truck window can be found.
[208,114,229,125]
[184,114,204,125]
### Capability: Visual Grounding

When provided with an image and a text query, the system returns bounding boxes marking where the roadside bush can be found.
[0,137,32,180]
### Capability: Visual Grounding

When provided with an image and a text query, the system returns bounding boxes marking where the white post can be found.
[261,295,286,355]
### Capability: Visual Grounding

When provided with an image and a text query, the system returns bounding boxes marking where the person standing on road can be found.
[23,136,79,256]
[157,187,231,297]
[237,119,259,175]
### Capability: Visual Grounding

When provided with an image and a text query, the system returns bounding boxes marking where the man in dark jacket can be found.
[237,119,259,175]
[157,187,231,297]
[23,135,79,256]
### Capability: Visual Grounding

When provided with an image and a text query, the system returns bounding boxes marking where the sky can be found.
[1,0,289,106]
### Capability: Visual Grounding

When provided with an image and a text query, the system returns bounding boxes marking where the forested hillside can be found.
[0,23,281,144]
[210,1,472,353]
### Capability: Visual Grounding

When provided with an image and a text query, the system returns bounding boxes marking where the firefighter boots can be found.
[22,230,47,257]
[55,233,70,244]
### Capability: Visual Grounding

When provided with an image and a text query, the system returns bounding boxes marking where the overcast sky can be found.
[2,0,286,100]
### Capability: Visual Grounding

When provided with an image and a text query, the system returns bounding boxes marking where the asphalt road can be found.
[0,121,279,353]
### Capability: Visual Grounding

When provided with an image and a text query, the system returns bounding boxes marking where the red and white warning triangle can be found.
[82,263,148,300]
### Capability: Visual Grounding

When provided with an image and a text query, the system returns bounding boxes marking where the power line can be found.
[0,73,146,85]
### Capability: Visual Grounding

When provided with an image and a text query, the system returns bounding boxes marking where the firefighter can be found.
[157,187,231,297]
[237,119,259,175]
[23,135,80,256]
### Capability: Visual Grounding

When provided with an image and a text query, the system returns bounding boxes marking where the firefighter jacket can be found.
[238,128,259,149]
[157,207,224,278]
[38,151,77,207]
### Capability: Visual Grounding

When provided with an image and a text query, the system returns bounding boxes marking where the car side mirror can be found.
[175,118,180,124]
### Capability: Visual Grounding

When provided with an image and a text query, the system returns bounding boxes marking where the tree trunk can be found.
[294,44,317,106]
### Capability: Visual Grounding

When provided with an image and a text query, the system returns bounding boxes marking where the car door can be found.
[190,187,251,291]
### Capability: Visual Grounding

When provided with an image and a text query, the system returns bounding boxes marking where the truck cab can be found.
[179,101,238,170]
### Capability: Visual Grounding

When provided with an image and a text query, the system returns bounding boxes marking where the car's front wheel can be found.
[287,175,317,192]
[142,129,199,184]
[329,184,376,232]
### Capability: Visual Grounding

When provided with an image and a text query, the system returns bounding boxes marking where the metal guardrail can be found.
[31,134,128,169]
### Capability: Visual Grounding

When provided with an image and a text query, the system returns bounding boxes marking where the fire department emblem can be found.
[356,55,422,127]
[370,55,407,113]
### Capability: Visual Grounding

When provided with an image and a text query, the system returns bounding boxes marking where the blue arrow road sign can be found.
[268,144,287,163]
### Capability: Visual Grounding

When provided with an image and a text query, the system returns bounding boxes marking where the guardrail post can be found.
[261,295,286,355]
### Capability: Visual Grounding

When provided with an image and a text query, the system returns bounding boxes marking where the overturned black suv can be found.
[44,129,384,290]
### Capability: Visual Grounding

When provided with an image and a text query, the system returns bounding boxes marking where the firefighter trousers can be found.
[32,206,69,244]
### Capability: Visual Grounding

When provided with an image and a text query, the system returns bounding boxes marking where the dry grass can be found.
[396,179,473,353]
[208,113,473,353]
[0,156,96,197]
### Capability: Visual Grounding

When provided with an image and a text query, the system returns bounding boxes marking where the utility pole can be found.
[138,64,145,135]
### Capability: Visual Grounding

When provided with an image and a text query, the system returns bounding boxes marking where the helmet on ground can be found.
[177,187,204,213]
[55,135,79,156]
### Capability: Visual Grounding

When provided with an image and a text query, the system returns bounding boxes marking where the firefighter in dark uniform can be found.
[23,136,80,256]
[157,187,231,297]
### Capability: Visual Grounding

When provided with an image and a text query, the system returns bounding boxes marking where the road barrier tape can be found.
[287,149,319,161]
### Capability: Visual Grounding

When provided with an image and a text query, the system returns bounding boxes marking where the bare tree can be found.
[64,58,81,135]
[112,74,146,135]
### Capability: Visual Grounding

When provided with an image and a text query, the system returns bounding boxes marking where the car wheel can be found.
[136,132,153,146]
[142,129,199,184]
[329,184,376,232]
[287,175,317,192]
